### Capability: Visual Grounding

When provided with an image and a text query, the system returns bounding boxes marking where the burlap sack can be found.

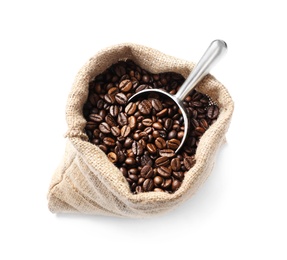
[47,43,234,217]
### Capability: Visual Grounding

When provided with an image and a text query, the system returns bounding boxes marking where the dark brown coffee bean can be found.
[129,174,138,182]
[161,178,172,189]
[155,156,169,167]
[142,74,150,83]
[171,179,181,192]
[85,121,97,130]
[143,179,154,192]
[119,79,133,92]
[98,144,107,153]
[147,143,157,154]
[138,100,152,115]
[103,137,116,146]
[172,171,184,180]
[135,84,149,93]
[168,130,177,139]
[135,186,144,193]
[115,65,126,77]
[89,114,102,122]
[141,154,152,166]
[125,157,136,165]
[121,125,131,137]
[154,176,164,187]
[142,118,153,126]
[125,102,137,115]
[117,151,126,163]
[117,112,128,126]
[154,188,164,192]
[140,165,153,178]
[123,137,133,148]
[177,131,184,139]
[164,118,173,130]
[155,137,166,149]
[156,108,168,118]
[151,99,163,111]
[159,149,175,157]
[110,126,120,137]
[99,122,111,134]
[152,122,163,130]
[115,93,128,105]
[104,94,115,104]
[132,141,144,156]
[107,152,118,163]
[207,105,219,119]
[194,126,206,136]
[157,166,171,178]
[107,87,119,96]
[105,114,117,127]
[128,116,136,129]
[183,156,196,170]
[109,105,119,117]
[167,139,181,150]
[171,158,181,171]
[199,118,209,129]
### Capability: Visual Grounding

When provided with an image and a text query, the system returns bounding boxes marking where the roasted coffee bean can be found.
[155,137,166,149]
[154,176,164,187]
[151,99,163,111]
[207,105,219,119]
[152,122,163,130]
[115,93,128,105]
[140,165,154,178]
[172,171,184,180]
[164,118,173,130]
[119,79,133,92]
[105,114,117,127]
[147,143,157,154]
[99,122,111,134]
[143,179,154,192]
[138,100,152,115]
[132,141,144,156]
[171,179,181,192]
[167,130,177,139]
[194,126,206,136]
[125,157,136,165]
[107,152,118,163]
[155,156,169,167]
[121,125,131,137]
[117,112,128,126]
[171,158,181,171]
[125,102,137,115]
[159,149,175,158]
[84,60,220,194]
[110,126,120,137]
[142,118,153,126]
[103,137,116,146]
[104,94,115,104]
[167,139,181,150]
[157,166,171,178]
[183,156,196,170]
[89,114,103,122]
[141,154,153,166]
[156,108,168,117]
[109,105,119,117]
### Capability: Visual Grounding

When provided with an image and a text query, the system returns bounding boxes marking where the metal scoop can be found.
[128,40,227,153]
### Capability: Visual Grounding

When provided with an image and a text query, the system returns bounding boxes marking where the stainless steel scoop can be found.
[128,40,227,153]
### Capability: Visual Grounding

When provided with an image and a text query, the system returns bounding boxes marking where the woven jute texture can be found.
[47,43,234,218]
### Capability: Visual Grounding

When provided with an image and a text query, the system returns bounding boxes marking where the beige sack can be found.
[47,43,234,217]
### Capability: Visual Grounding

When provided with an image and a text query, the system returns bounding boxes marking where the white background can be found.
[1,0,286,259]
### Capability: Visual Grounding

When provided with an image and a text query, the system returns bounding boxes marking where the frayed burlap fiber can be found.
[47,43,234,217]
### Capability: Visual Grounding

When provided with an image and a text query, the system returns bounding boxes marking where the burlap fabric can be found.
[47,43,234,217]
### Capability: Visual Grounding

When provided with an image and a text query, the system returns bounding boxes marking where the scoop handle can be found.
[175,40,227,101]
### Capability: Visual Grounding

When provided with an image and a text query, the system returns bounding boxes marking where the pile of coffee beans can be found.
[83,60,219,194]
